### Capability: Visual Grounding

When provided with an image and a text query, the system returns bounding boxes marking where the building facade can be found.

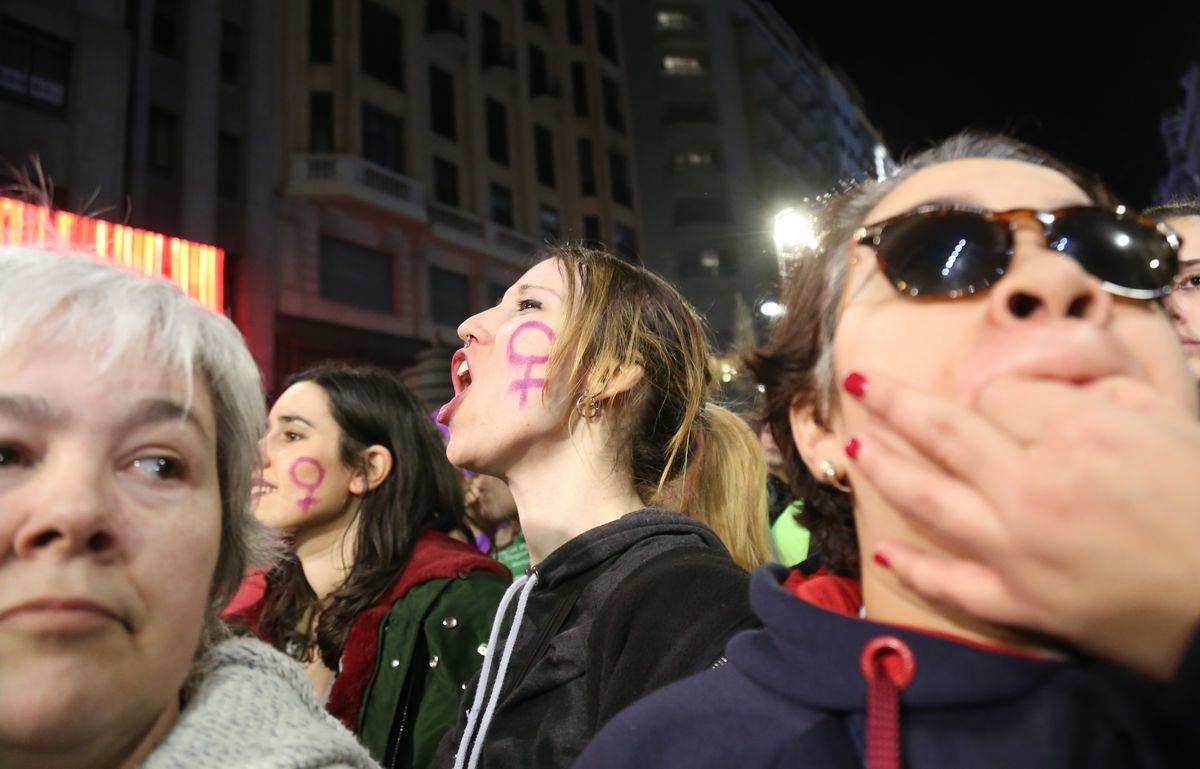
[0,0,642,408]
[620,0,885,346]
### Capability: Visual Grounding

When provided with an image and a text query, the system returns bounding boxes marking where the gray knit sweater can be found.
[140,637,380,769]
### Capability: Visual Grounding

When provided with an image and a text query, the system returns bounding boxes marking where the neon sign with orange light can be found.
[0,196,225,312]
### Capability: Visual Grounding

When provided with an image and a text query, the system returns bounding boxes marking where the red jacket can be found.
[224,530,510,729]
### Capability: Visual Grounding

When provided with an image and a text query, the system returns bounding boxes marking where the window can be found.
[570,63,589,117]
[601,77,624,133]
[310,92,334,152]
[594,6,618,63]
[677,249,731,278]
[613,223,637,262]
[361,0,404,89]
[662,55,704,75]
[220,21,242,85]
[309,0,333,62]
[673,150,715,168]
[528,44,554,98]
[608,148,631,207]
[524,0,549,28]
[538,204,560,241]
[429,66,456,140]
[534,124,555,188]
[0,21,70,111]
[481,12,507,67]
[362,102,404,172]
[433,156,459,206]
[673,198,732,225]
[490,183,514,228]
[485,98,509,166]
[577,138,595,196]
[662,102,715,125]
[152,0,180,56]
[319,236,393,312]
[147,109,179,178]
[430,267,469,326]
[583,215,602,247]
[655,10,696,30]
[566,0,583,44]
[217,133,241,199]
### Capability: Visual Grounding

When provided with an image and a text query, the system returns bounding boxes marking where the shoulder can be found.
[574,666,800,769]
[597,546,752,630]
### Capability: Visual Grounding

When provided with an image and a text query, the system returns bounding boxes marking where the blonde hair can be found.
[546,245,771,570]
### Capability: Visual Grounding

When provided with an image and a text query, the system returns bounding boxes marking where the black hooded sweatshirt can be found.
[435,508,756,769]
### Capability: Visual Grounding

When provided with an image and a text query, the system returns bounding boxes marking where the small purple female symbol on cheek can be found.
[289,457,326,513]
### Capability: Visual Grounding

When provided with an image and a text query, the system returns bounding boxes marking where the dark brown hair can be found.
[256,364,468,668]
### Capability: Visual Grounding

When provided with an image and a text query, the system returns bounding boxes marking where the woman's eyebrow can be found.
[117,398,212,444]
[0,394,65,425]
[279,414,316,429]
[517,283,563,299]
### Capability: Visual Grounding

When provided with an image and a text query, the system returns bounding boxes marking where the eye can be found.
[517,298,543,311]
[0,445,28,468]
[284,431,304,442]
[1180,274,1200,291]
[130,456,185,481]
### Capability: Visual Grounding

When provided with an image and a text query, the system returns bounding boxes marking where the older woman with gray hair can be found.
[0,245,378,769]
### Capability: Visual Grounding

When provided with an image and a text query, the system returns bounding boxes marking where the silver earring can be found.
[575,393,602,421]
[820,459,851,493]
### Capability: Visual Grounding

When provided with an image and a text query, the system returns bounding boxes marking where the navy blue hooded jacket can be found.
[574,565,1199,769]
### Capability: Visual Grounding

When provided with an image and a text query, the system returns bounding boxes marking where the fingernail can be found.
[874,551,891,569]
[843,372,869,399]
[844,437,861,460]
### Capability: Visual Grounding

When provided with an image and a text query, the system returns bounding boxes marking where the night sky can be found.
[769,0,1200,206]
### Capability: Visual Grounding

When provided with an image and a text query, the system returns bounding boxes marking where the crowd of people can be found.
[0,132,1197,769]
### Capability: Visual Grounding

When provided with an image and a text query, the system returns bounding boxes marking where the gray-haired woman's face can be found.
[0,343,221,763]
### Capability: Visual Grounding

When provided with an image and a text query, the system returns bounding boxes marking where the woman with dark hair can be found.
[228,365,510,769]
[1147,199,1200,379]
[575,134,1200,769]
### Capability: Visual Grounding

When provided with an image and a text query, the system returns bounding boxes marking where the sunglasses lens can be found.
[1047,210,1177,297]
[876,212,1009,297]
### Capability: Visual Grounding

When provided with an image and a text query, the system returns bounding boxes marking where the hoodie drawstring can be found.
[453,569,540,769]
[860,635,915,769]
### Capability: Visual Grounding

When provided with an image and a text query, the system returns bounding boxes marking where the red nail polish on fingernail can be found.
[843,372,869,399]
[844,437,861,460]
[874,551,891,569]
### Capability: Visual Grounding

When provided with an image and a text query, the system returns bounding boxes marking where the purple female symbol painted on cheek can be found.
[508,320,555,407]
[289,456,326,513]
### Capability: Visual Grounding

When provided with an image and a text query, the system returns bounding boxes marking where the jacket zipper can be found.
[387,699,410,769]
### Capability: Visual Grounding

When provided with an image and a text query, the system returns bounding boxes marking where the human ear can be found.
[349,445,393,495]
[789,393,846,486]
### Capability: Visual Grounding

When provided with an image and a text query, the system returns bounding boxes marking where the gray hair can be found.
[747,132,1117,576]
[0,245,277,656]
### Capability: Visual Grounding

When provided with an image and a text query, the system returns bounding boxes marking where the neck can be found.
[854,498,1051,656]
[293,505,360,600]
[504,426,643,565]
[3,695,180,769]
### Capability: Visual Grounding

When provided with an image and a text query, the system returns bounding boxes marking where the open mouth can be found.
[451,349,473,395]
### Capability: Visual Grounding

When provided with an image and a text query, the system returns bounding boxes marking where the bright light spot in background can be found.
[773,207,817,256]
[759,300,784,318]
[874,143,893,180]
[1114,233,1131,248]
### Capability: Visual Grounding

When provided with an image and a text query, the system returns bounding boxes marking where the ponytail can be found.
[651,404,772,571]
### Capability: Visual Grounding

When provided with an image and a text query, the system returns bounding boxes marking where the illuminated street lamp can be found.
[772,206,817,255]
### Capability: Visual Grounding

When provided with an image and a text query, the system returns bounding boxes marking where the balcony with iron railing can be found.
[287,154,427,222]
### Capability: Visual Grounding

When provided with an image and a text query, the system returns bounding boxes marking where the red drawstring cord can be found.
[860,636,916,769]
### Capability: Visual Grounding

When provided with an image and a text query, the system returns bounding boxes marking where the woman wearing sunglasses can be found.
[1147,199,1200,379]
[574,134,1200,769]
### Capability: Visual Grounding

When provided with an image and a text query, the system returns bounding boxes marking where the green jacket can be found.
[357,570,508,768]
